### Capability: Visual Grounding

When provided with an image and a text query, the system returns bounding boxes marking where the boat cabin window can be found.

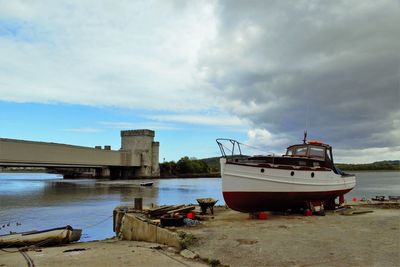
[294,146,307,156]
[309,146,325,158]
[287,146,308,156]
[286,145,328,159]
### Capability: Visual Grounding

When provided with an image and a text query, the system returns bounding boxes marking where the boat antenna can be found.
[303,88,310,144]
[303,130,307,144]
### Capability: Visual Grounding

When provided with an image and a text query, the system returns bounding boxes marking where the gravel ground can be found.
[184,206,400,267]
[0,239,207,267]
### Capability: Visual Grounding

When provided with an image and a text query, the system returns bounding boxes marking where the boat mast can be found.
[303,130,307,144]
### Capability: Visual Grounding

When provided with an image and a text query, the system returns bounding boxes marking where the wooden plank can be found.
[148,205,185,216]
[148,205,172,212]
[166,206,196,214]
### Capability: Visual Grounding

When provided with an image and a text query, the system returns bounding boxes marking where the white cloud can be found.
[244,128,290,155]
[0,0,219,111]
[335,146,400,164]
[99,121,176,130]
[147,114,250,127]
[61,127,103,133]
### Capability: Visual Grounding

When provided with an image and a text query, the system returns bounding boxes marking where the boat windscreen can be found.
[294,146,307,156]
[286,146,307,156]
[309,146,325,158]
[286,145,326,159]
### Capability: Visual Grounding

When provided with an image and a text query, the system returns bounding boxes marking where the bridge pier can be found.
[97,167,135,179]
[53,167,99,179]
[100,167,111,178]
[54,167,116,179]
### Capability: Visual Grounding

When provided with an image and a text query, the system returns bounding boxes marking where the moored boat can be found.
[140,182,153,186]
[0,225,82,248]
[217,137,356,212]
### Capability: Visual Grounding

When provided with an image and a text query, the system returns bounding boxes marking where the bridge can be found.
[0,129,159,179]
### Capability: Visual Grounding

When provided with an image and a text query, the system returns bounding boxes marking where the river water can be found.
[0,171,398,241]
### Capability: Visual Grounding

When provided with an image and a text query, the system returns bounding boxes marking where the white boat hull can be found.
[220,158,356,212]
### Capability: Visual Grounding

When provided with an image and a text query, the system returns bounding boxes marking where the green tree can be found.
[177,156,194,174]
[159,161,177,176]
[160,156,211,176]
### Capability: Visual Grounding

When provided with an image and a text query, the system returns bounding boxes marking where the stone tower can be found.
[120,129,160,178]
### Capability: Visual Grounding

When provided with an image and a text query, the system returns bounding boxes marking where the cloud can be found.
[197,0,400,152]
[147,114,250,127]
[0,0,219,111]
[61,127,103,133]
[99,121,176,130]
[335,146,400,164]
[245,128,290,154]
[0,0,399,161]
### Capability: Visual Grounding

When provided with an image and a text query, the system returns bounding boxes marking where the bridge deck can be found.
[0,138,133,167]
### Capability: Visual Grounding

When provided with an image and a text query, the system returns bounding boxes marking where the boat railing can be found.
[216,138,243,158]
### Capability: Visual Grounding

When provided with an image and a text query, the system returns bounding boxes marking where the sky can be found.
[0,0,399,163]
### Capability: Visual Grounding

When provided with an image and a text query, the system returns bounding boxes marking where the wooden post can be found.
[134,198,143,210]
[113,209,116,232]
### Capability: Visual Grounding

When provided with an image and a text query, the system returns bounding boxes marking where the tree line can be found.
[160,156,219,177]
[336,162,400,171]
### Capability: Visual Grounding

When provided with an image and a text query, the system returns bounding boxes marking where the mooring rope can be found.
[79,214,114,229]
[19,249,35,267]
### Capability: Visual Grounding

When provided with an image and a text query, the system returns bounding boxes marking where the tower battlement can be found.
[121,129,155,137]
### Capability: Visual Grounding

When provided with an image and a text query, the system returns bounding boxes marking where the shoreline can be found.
[159,172,221,179]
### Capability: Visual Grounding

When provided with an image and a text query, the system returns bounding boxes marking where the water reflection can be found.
[0,173,60,195]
